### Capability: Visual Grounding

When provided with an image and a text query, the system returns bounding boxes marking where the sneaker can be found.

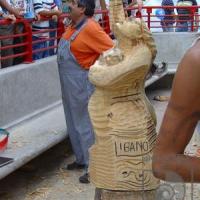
[155,62,167,76]
[79,173,90,184]
[65,162,85,170]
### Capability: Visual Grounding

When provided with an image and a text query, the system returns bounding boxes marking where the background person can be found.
[0,0,22,17]
[0,0,21,68]
[12,0,29,65]
[176,0,198,32]
[161,0,175,32]
[48,0,63,56]
[0,9,16,68]
[153,37,200,182]
[32,0,61,60]
[57,0,113,183]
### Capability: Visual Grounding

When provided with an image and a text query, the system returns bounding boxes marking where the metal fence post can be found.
[191,8,196,32]
[146,7,152,29]
[23,19,33,63]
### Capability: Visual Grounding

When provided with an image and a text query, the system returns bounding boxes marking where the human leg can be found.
[63,72,95,167]
[165,23,174,32]
[32,36,49,60]
[175,22,188,32]
[58,69,86,165]
[0,24,14,68]
[161,21,168,32]
[49,20,57,56]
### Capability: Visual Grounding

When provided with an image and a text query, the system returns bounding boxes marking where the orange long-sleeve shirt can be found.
[62,18,114,69]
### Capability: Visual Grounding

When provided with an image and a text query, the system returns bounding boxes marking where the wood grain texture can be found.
[88,4,158,192]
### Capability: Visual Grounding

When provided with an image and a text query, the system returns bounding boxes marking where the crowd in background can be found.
[160,0,198,32]
[0,0,199,69]
[0,0,63,68]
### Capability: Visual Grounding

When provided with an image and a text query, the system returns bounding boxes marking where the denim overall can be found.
[57,20,95,167]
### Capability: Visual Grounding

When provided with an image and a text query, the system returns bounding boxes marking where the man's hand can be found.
[16,7,25,16]
[52,14,58,21]
[4,14,16,23]
[53,10,62,16]
[9,7,23,18]
[35,13,41,21]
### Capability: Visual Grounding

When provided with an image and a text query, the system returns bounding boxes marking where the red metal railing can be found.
[136,6,200,31]
[0,19,30,63]
[0,16,66,65]
[0,5,199,67]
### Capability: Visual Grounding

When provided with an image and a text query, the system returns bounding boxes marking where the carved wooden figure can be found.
[88,0,159,199]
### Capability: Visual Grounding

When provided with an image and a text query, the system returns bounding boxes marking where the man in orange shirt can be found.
[57,0,113,183]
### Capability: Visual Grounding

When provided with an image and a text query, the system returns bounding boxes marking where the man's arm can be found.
[152,40,200,182]
[33,0,61,18]
[37,9,61,17]
[0,0,21,17]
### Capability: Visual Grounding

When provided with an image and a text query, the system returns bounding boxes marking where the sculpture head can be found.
[115,18,157,61]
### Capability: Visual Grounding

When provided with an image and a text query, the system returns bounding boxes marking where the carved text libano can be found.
[115,139,150,157]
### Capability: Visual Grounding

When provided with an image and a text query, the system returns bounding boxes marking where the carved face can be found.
[116,20,142,40]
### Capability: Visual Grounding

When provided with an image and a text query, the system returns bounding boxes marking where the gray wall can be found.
[153,32,200,72]
[0,56,62,128]
[0,32,198,128]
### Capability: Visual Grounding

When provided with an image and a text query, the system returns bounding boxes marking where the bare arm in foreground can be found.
[152,40,200,182]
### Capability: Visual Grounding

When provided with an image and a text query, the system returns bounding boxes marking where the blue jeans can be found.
[162,24,174,32]
[32,36,49,60]
[176,22,192,32]
[49,20,57,56]
[58,37,95,167]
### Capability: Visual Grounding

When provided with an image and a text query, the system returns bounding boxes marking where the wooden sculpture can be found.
[88,0,159,199]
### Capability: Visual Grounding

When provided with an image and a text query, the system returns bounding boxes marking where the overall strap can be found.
[70,18,88,42]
